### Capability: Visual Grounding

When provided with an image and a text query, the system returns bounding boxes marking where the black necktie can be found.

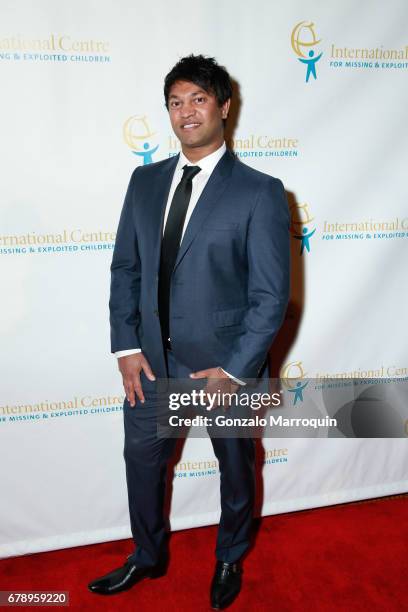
[158,164,201,343]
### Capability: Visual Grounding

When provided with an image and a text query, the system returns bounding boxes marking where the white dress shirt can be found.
[115,142,245,385]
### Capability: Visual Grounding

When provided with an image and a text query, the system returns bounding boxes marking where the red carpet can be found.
[0,495,406,611]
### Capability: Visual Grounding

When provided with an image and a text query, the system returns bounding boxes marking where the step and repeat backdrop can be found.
[1,0,407,557]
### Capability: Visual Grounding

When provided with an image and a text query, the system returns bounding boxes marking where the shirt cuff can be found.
[115,349,142,358]
[220,368,246,386]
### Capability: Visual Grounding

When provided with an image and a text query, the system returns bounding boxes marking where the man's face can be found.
[167,80,230,153]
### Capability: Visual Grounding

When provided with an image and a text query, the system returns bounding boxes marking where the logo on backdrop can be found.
[168,134,300,160]
[0,33,111,63]
[315,364,408,380]
[174,458,218,479]
[280,361,308,405]
[290,202,316,255]
[173,450,288,475]
[0,394,124,423]
[290,21,408,74]
[123,115,159,165]
[0,229,116,256]
[321,217,408,243]
[291,21,323,82]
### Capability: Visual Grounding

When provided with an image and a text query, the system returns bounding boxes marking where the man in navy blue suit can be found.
[89,55,290,609]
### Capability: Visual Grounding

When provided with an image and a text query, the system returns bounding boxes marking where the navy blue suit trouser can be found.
[123,349,256,567]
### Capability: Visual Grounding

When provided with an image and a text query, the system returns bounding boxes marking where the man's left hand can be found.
[190,367,239,410]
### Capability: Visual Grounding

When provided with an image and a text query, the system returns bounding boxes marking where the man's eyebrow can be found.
[169,90,208,99]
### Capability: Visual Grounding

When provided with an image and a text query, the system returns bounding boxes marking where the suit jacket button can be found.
[154,309,159,316]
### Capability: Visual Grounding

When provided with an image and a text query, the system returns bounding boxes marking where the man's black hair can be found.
[164,54,233,109]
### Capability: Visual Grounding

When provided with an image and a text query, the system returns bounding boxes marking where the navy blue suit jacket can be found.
[110,150,290,380]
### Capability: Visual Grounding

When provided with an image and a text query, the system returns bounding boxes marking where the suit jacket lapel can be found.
[174,150,235,270]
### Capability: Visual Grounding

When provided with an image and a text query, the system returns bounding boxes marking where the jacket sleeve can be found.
[221,177,290,380]
[109,168,142,353]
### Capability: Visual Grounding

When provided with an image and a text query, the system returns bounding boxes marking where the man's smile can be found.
[181,122,201,130]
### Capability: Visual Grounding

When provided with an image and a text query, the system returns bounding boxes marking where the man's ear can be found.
[221,98,231,120]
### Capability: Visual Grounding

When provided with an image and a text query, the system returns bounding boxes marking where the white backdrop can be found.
[1,0,407,558]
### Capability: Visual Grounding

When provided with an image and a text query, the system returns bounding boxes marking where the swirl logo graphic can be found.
[280,361,308,406]
[290,202,316,255]
[291,21,323,82]
[123,115,159,165]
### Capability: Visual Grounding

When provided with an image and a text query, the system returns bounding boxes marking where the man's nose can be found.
[180,102,196,117]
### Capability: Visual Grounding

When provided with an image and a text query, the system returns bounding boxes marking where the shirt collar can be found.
[177,142,226,176]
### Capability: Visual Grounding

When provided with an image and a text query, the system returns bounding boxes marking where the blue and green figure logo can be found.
[291,21,323,82]
[290,203,316,255]
[281,361,309,406]
[123,115,159,165]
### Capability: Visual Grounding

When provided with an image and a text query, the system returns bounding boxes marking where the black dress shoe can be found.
[210,561,242,609]
[88,558,166,595]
